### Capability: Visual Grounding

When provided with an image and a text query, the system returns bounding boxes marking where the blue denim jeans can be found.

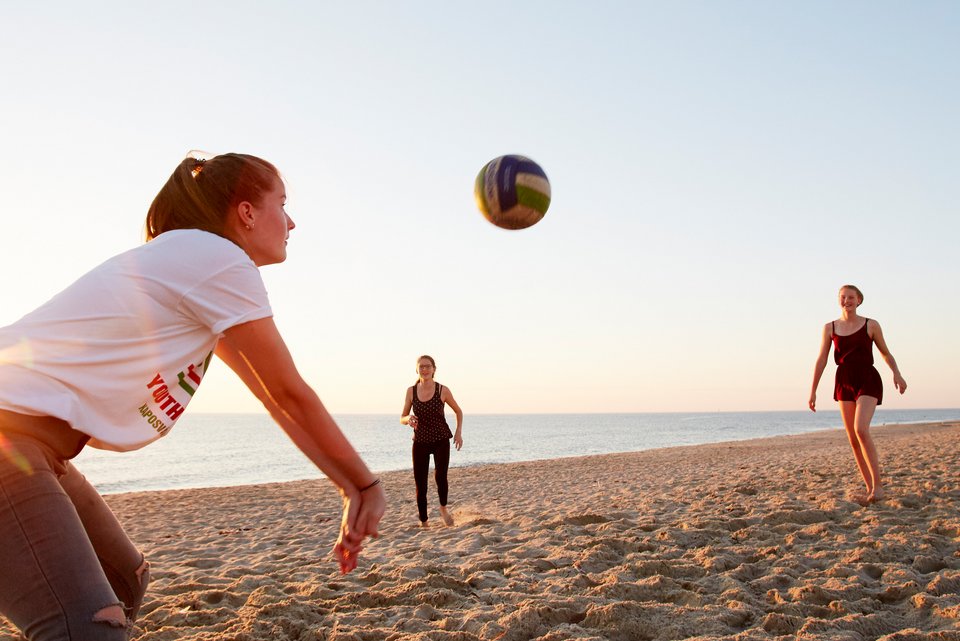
[0,415,149,640]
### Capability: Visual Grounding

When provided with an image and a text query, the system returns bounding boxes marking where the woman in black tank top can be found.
[809,285,907,504]
[400,355,464,526]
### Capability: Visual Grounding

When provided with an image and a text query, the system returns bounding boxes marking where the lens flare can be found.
[0,338,34,369]
[0,432,33,475]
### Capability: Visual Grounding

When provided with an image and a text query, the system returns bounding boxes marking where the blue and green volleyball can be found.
[474,155,551,230]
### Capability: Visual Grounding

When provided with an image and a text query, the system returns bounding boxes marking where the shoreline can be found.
[76,409,960,496]
[3,421,959,640]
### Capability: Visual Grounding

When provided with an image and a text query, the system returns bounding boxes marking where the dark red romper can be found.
[832,319,883,404]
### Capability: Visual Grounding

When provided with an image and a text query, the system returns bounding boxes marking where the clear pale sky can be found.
[1,2,957,414]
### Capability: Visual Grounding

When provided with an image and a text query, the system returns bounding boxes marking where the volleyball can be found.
[474,155,551,230]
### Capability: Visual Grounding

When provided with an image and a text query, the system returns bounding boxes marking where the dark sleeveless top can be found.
[832,319,874,367]
[832,319,883,403]
[410,382,453,444]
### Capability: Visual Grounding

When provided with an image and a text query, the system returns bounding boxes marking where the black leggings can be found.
[412,439,450,522]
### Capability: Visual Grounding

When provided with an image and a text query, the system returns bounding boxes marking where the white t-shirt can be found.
[0,229,272,451]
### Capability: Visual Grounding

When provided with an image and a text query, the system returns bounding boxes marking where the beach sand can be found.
[2,421,959,640]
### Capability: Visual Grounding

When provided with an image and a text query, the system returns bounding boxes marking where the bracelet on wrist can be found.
[359,478,381,492]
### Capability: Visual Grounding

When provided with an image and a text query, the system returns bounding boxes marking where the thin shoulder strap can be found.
[831,320,835,333]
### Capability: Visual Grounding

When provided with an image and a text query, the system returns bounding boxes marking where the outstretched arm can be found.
[809,323,832,412]
[216,318,385,573]
[870,321,907,394]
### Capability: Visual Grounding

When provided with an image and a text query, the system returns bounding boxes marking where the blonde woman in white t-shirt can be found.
[0,153,385,640]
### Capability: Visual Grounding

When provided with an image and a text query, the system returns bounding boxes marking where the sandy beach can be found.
[2,421,959,641]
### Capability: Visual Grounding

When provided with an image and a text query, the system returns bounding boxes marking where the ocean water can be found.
[73,408,960,494]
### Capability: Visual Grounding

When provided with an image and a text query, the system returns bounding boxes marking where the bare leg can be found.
[839,400,872,497]
[438,505,454,526]
[852,396,884,501]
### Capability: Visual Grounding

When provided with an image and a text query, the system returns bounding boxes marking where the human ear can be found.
[236,201,256,230]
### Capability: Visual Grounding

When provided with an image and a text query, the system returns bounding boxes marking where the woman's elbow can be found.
[265,379,317,413]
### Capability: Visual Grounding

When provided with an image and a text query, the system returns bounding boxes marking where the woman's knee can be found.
[102,554,150,624]
[853,414,875,440]
[855,425,874,443]
[125,556,150,621]
[92,604,126,628]
[28,601,130,641]
[128,556,150,619]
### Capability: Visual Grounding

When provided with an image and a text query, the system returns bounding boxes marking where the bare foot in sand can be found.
[848,490,871,506]
[418,520,429,528]
[868,487,887,503]
[439,506,455,526]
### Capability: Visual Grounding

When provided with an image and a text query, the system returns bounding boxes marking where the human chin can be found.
[255,248,286,267]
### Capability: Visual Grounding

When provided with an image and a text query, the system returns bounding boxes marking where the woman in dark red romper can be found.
[400,355,464,527]
[809,285,907,503]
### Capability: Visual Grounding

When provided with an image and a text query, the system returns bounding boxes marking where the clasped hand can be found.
[333,484,386,574]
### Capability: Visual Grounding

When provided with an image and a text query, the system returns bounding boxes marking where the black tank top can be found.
[411,382,453,443]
